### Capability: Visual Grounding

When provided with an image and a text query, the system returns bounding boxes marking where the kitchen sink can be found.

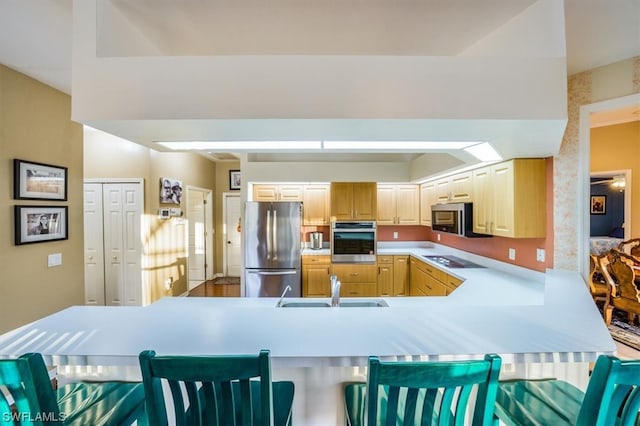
[339,300,388,308]
[279,299,388,308]
[279,301,331,308]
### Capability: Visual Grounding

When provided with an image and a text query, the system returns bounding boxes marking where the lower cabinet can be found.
[393,256,409,296]
[331,263,377,297]
[410,257,448,296]
[377,256,394,296]
[302,255,331,297]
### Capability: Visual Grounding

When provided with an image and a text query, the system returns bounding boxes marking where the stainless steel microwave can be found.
[431,203,491,238]
[331,221,376,263]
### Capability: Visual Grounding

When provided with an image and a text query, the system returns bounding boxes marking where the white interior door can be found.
[121,183,143,305]
[83,183,105,305]
[187,188,207,290]
[224,194,242,277]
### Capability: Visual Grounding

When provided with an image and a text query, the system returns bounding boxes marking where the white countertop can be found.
[0,243,615,368]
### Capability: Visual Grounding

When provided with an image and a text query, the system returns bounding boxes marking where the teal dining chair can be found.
[138,349,294,426]
[344,353,502,426]
[0,352,145,426]
[494,355,640,425]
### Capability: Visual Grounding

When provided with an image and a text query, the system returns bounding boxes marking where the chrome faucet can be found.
[330,275,341,307]
[276,285,292,307]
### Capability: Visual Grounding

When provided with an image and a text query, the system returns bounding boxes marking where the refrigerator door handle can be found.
[266,209,272,260]
[272,209,278,260]
[247,270,297,276]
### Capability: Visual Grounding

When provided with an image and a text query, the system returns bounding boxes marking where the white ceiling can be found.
[0,0,638,165]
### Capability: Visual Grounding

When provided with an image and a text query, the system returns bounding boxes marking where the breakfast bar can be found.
[0,248,616,425]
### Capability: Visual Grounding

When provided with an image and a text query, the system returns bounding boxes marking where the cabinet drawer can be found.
[412,258,447,283]
[341,282,377,297]
[447,275,463,289]
[377,255,394,264]
[302,255,331,265]
[331,264,377,283]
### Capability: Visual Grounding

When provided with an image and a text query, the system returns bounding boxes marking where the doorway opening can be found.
[186,186,214,291]
[578,93,640,277]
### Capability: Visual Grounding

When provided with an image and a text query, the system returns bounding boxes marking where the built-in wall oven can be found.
[331,221,376,263]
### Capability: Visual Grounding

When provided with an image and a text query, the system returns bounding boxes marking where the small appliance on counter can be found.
[310,232,323,250]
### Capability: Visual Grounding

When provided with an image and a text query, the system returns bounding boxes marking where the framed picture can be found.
[15,205,68,245]
[14,159,67,201]
[160,177,183,204]
[590,195,606,215]
[229,170,241,190]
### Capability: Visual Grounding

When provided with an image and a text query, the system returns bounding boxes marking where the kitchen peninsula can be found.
[0,245,615,425]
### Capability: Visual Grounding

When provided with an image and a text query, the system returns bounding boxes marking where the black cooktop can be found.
[422,255,485,269]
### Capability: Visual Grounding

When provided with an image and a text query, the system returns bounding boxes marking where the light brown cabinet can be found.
[331,263,377,297]
[253,184,303,202]
[420,182,437,226]
[444,274,464,295]
[377,256,394,296]
[331,182,377,221]
[376,184,420,225]
[302,255,331,297]
[303,184,330,225]
[393,255,409,296]
[435,172,473,204]
[409,257,448,297]
[472,159,546,238]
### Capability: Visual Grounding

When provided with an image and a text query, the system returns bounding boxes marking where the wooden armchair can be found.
[617,238,640,258]
[601,250,640,326]
[589,253,610,307]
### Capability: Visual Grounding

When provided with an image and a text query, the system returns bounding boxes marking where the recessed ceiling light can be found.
[156,141,322,150]
[322,141,480,150]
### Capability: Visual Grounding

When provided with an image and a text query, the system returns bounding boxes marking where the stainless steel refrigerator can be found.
[244,201,302,297]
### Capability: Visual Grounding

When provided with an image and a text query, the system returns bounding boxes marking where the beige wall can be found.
[554,56,640,270]
[0,65,84,334]
[591,121,640,238]
[214,162,241,275]
[84,131,218,301]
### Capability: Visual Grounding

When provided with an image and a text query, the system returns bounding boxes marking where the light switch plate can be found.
[536,248,545,262]
[393,232,399,240]
[48,253,62,267]
[508,248,516,260]
[437,234,441,241]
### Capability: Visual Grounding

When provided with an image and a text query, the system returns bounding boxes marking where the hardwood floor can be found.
[188,278,240,297]
[615,340,640,359]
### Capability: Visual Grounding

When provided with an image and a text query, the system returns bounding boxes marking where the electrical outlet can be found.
[393,231,399,240]
[437,233,441,241]
[508,248,516,260]
[536,248,546,262]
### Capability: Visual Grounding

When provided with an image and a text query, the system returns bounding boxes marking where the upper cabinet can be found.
[303,184,330,226]
[435,172,473,204]
[472,159,546,238]
[253,184,303,201]
[331,182,377,221]
[420,182,437,226]
[377,184,420,225]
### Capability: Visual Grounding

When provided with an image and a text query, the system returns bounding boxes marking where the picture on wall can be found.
[14,159,67,201]
[229,170,241,190]
[15,205,68,245]
[590,195,606,215]
[160,177,183,204]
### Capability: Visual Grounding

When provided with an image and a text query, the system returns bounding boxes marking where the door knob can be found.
[227,241,231,244]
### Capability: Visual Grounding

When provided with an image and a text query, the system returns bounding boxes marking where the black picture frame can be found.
[14,159,67,201]
[590,195,606,215]
[229,170,241,190]
[15,205,69,245]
